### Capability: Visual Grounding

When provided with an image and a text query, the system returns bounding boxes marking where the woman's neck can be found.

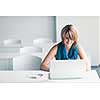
[65,45,72,53]
[65,44,72,49]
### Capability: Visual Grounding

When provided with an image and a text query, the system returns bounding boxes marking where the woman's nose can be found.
[68,39,71,42]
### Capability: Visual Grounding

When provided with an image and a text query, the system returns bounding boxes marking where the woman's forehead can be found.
[64,32,73,40]
[65,31,72,36]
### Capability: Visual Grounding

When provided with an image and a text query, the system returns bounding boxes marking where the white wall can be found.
[0,16,56,46]
[99,17,100,65]
[56,16,99,66]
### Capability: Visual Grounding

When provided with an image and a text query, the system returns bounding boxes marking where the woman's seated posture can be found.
[40,24,91,71]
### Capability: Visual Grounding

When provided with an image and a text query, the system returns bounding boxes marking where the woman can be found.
[40,24,91,71]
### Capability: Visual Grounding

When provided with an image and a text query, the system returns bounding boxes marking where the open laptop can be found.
[49,60,86,79]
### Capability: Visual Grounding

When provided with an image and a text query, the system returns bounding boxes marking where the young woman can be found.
[40,24,91,71]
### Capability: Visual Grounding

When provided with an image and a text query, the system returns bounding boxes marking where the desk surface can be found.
[0,45,22,48]
[0,43,54,59]
[0,70,49,83]
[0,53,44,59]
[0,70,99,83]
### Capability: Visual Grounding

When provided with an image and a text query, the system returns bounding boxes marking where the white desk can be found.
[0,43,54,70]
[0,47,21,70]
[0,52,44,59]
[0,70,99,83]
[0,70,49,83]
[0,46,21,53]
[0,52,45,70]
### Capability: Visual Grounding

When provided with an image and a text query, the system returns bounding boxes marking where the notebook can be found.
[49,60,86,79]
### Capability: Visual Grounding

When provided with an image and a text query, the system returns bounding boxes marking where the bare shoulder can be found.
[49,44,58,54]
[77,43,84,50]
[77,43,87,59]
[51,44,58,50]
[77,43,82,48]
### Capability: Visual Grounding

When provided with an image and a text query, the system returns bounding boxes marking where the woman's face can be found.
[63,31,74,47]
[62,25,78,47]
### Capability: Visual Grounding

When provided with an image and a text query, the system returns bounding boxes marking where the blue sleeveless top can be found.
[55,42,78,60]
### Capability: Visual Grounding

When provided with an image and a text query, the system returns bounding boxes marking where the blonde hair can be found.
[61,24,78,47]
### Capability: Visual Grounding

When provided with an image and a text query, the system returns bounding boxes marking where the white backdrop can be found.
[0,16,56,46]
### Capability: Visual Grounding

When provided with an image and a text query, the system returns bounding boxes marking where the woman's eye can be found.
[66,37,69,39]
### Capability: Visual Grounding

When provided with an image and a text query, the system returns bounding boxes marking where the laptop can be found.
[49,60,86,79]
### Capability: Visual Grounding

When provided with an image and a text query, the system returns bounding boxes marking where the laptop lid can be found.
[49,60,86,79]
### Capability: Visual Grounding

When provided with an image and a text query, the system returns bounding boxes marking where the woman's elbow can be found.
[40,63,49,71]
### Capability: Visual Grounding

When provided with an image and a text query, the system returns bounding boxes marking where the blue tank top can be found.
[55,42,78,60]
